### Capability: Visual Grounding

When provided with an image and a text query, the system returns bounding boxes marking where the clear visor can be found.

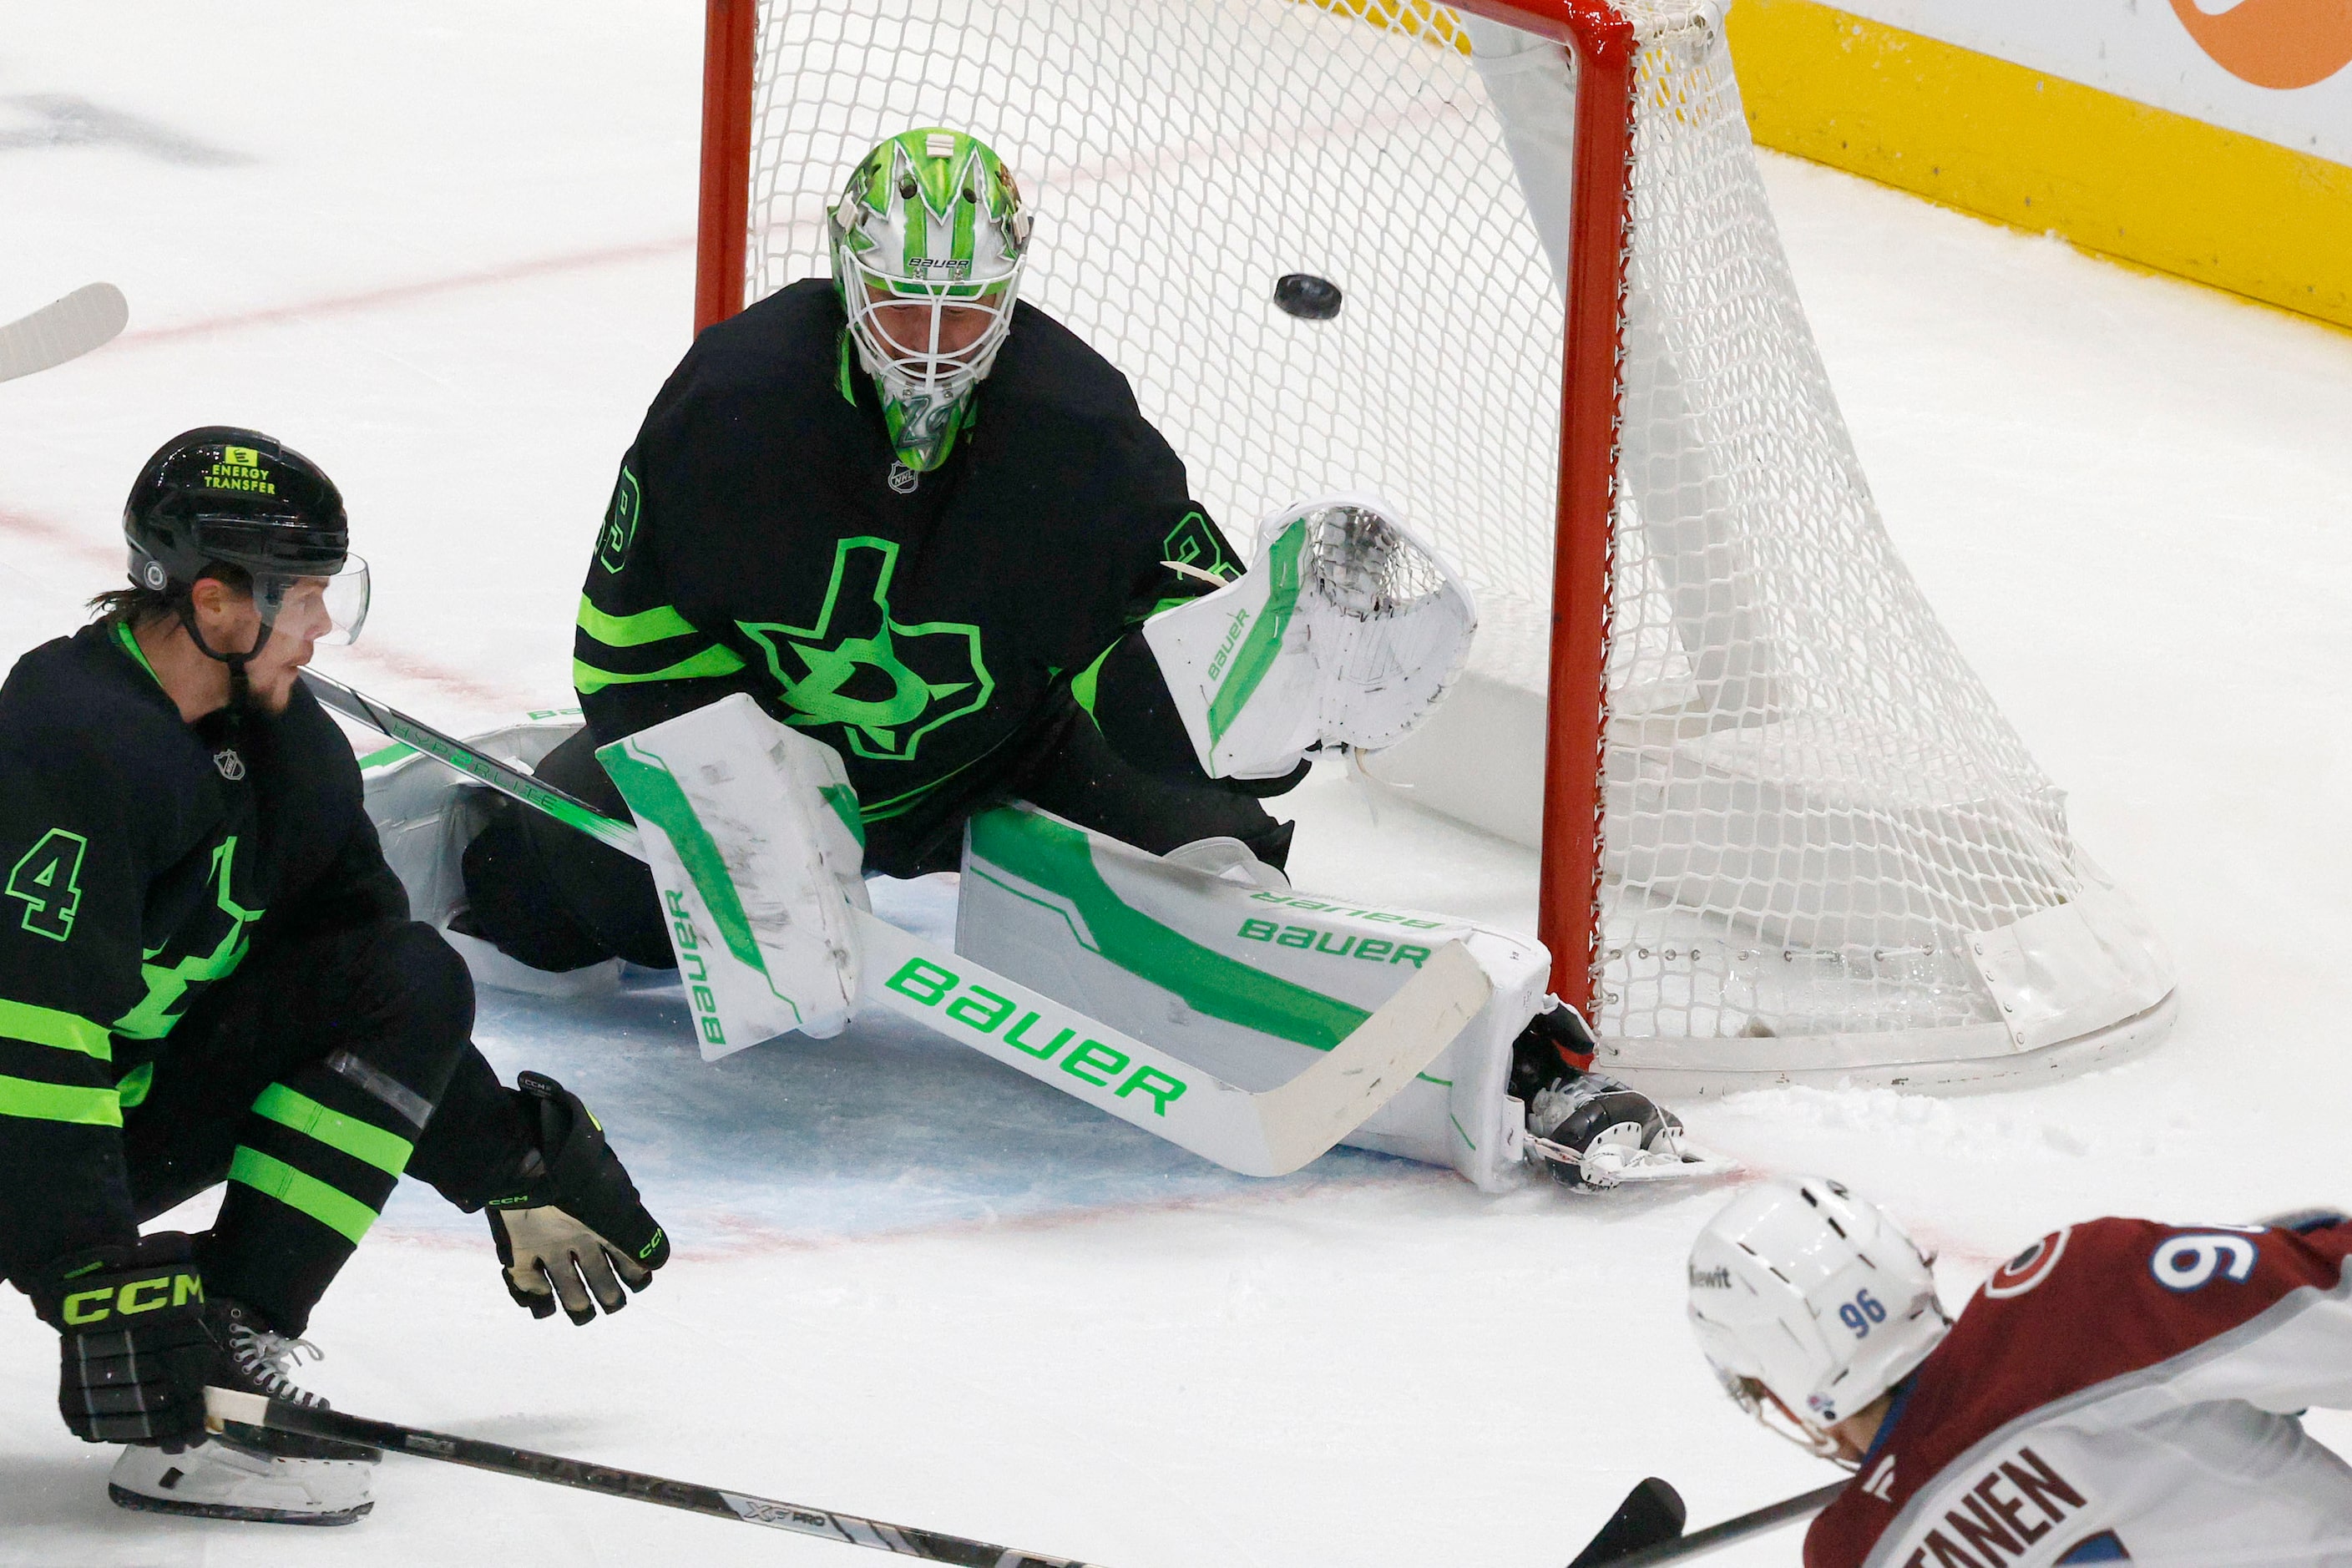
[843,256,1020,392]
[256,554,371,647]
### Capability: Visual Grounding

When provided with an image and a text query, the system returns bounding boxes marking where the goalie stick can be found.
[0,282,128,383]
[205,1388,1106,1565]
[1564,1475,1845,1567]
[302,668,1488,1177]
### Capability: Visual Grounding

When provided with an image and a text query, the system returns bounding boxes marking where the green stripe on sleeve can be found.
[228,1147,381,1244]
[250,1085,414,1176]
[573,645,747,695]
[0,998,111,1060]
[577,598,706,649]
[0,1073,121,1126]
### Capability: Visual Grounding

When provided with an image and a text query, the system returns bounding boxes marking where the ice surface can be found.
[4,4,2351,1565]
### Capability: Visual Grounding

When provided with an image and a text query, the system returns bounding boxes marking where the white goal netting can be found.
[733,0,2174,1086]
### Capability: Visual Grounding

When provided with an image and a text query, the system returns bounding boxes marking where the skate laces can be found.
[227,1318,329,1409]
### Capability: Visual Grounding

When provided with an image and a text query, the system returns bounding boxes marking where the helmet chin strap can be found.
[175,599,274,721]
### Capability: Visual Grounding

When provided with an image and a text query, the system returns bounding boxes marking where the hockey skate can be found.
[108,1297,377,1525]
[1510,1005,1732,1190]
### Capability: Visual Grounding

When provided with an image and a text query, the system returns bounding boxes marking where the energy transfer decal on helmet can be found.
[205,446,277,496]
[735,536,993,763]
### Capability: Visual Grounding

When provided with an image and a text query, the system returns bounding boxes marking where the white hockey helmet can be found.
[1686,1176,1949,1460]
[827,127,1030,473]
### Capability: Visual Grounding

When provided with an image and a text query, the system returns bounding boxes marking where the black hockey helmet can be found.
[123,426,369,650]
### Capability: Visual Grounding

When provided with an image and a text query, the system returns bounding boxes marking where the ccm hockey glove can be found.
[485,1072,670,1324]
[25,1232,213,1448]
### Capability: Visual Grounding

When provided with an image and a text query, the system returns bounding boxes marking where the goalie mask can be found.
[829,128,1030,473]
[1686,1176,1950,1464]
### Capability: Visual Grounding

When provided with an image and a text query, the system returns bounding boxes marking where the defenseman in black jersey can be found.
[0,430,669,1525]
[456,129,1683,1186]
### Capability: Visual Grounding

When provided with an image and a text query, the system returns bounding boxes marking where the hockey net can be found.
[700,0,2175,1090]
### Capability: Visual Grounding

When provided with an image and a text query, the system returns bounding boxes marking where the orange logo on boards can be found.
[2168,0,2352,90]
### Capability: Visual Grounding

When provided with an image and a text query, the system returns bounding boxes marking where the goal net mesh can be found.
[736,0,2170,1074]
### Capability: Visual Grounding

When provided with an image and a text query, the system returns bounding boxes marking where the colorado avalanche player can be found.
[1686,1177,2352,1565]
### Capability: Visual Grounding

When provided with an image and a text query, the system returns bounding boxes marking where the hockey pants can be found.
[120,918,528,1334]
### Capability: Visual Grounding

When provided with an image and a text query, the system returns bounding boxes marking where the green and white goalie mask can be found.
[1143,495,1477,780]
[829,128,1031,473]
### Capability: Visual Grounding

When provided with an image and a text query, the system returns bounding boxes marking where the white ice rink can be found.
[5,3,2352,1565]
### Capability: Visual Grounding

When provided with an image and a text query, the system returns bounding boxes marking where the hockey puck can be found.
[1272,272,1343,321]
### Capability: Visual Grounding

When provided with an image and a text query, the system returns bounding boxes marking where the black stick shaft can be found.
[229,1394,1106,1566]
[1596,1481,1848,1568]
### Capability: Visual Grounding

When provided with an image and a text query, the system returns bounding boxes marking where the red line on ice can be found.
[111,236,693,348]
[0,503,524,706]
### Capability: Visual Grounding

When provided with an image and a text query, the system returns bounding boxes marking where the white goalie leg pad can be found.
[594,694,871,1056]
[954,804,1549,1189]
[1142,494,1477,780]
[357,713,629,999]
[358,712,585,929]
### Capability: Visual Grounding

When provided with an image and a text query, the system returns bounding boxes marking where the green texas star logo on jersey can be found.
[737,537,991,762]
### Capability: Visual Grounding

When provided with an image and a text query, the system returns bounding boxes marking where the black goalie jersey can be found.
[569,279,1242,875]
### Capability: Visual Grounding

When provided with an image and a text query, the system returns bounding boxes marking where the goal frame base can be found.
[1601,989,2178,1100]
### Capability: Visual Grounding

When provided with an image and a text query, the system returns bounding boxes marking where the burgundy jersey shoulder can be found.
[1804,1214,2352,1568]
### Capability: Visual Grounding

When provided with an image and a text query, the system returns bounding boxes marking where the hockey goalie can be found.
[361,127,1705,1192]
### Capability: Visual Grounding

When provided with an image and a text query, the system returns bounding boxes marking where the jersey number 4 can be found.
[8,828,88,942]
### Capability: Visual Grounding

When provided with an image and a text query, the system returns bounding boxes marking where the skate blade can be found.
[109,1482,372,1526]
[1528,1134,1740,1190]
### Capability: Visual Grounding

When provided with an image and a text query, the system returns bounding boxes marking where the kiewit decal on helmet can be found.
[828,128,1030,473]
[124,427,371,687]
[1685,1176,1950,1464]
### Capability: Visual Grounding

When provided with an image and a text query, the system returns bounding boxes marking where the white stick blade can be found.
[0,282,129,383]
[203,1385,271,1432]
[1252,939,1490,1175]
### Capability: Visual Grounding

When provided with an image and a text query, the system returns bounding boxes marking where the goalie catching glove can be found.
[1143,494,1475,779]
[480,1073,670,1323]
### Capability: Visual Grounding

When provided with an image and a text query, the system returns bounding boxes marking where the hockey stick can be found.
[1565,1476,1846,1567]
[205,1388,1106,1565]
[304,668,1488,1176]
[0,283,128,382]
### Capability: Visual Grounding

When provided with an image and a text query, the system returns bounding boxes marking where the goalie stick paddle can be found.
[1565,1477,1847,1568]
[0,282,128,383]
[304,667,1489,1177]
[205,1388,1107,1565]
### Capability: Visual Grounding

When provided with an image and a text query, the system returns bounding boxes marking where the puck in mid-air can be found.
[1273,272,1343,321]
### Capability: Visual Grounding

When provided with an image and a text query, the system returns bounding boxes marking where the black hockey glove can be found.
[483,1072,670,1325]
[25,1232,213,1448]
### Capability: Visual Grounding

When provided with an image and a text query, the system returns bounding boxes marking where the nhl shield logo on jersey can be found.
[736,535,992,763]
[212,747,246,781]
